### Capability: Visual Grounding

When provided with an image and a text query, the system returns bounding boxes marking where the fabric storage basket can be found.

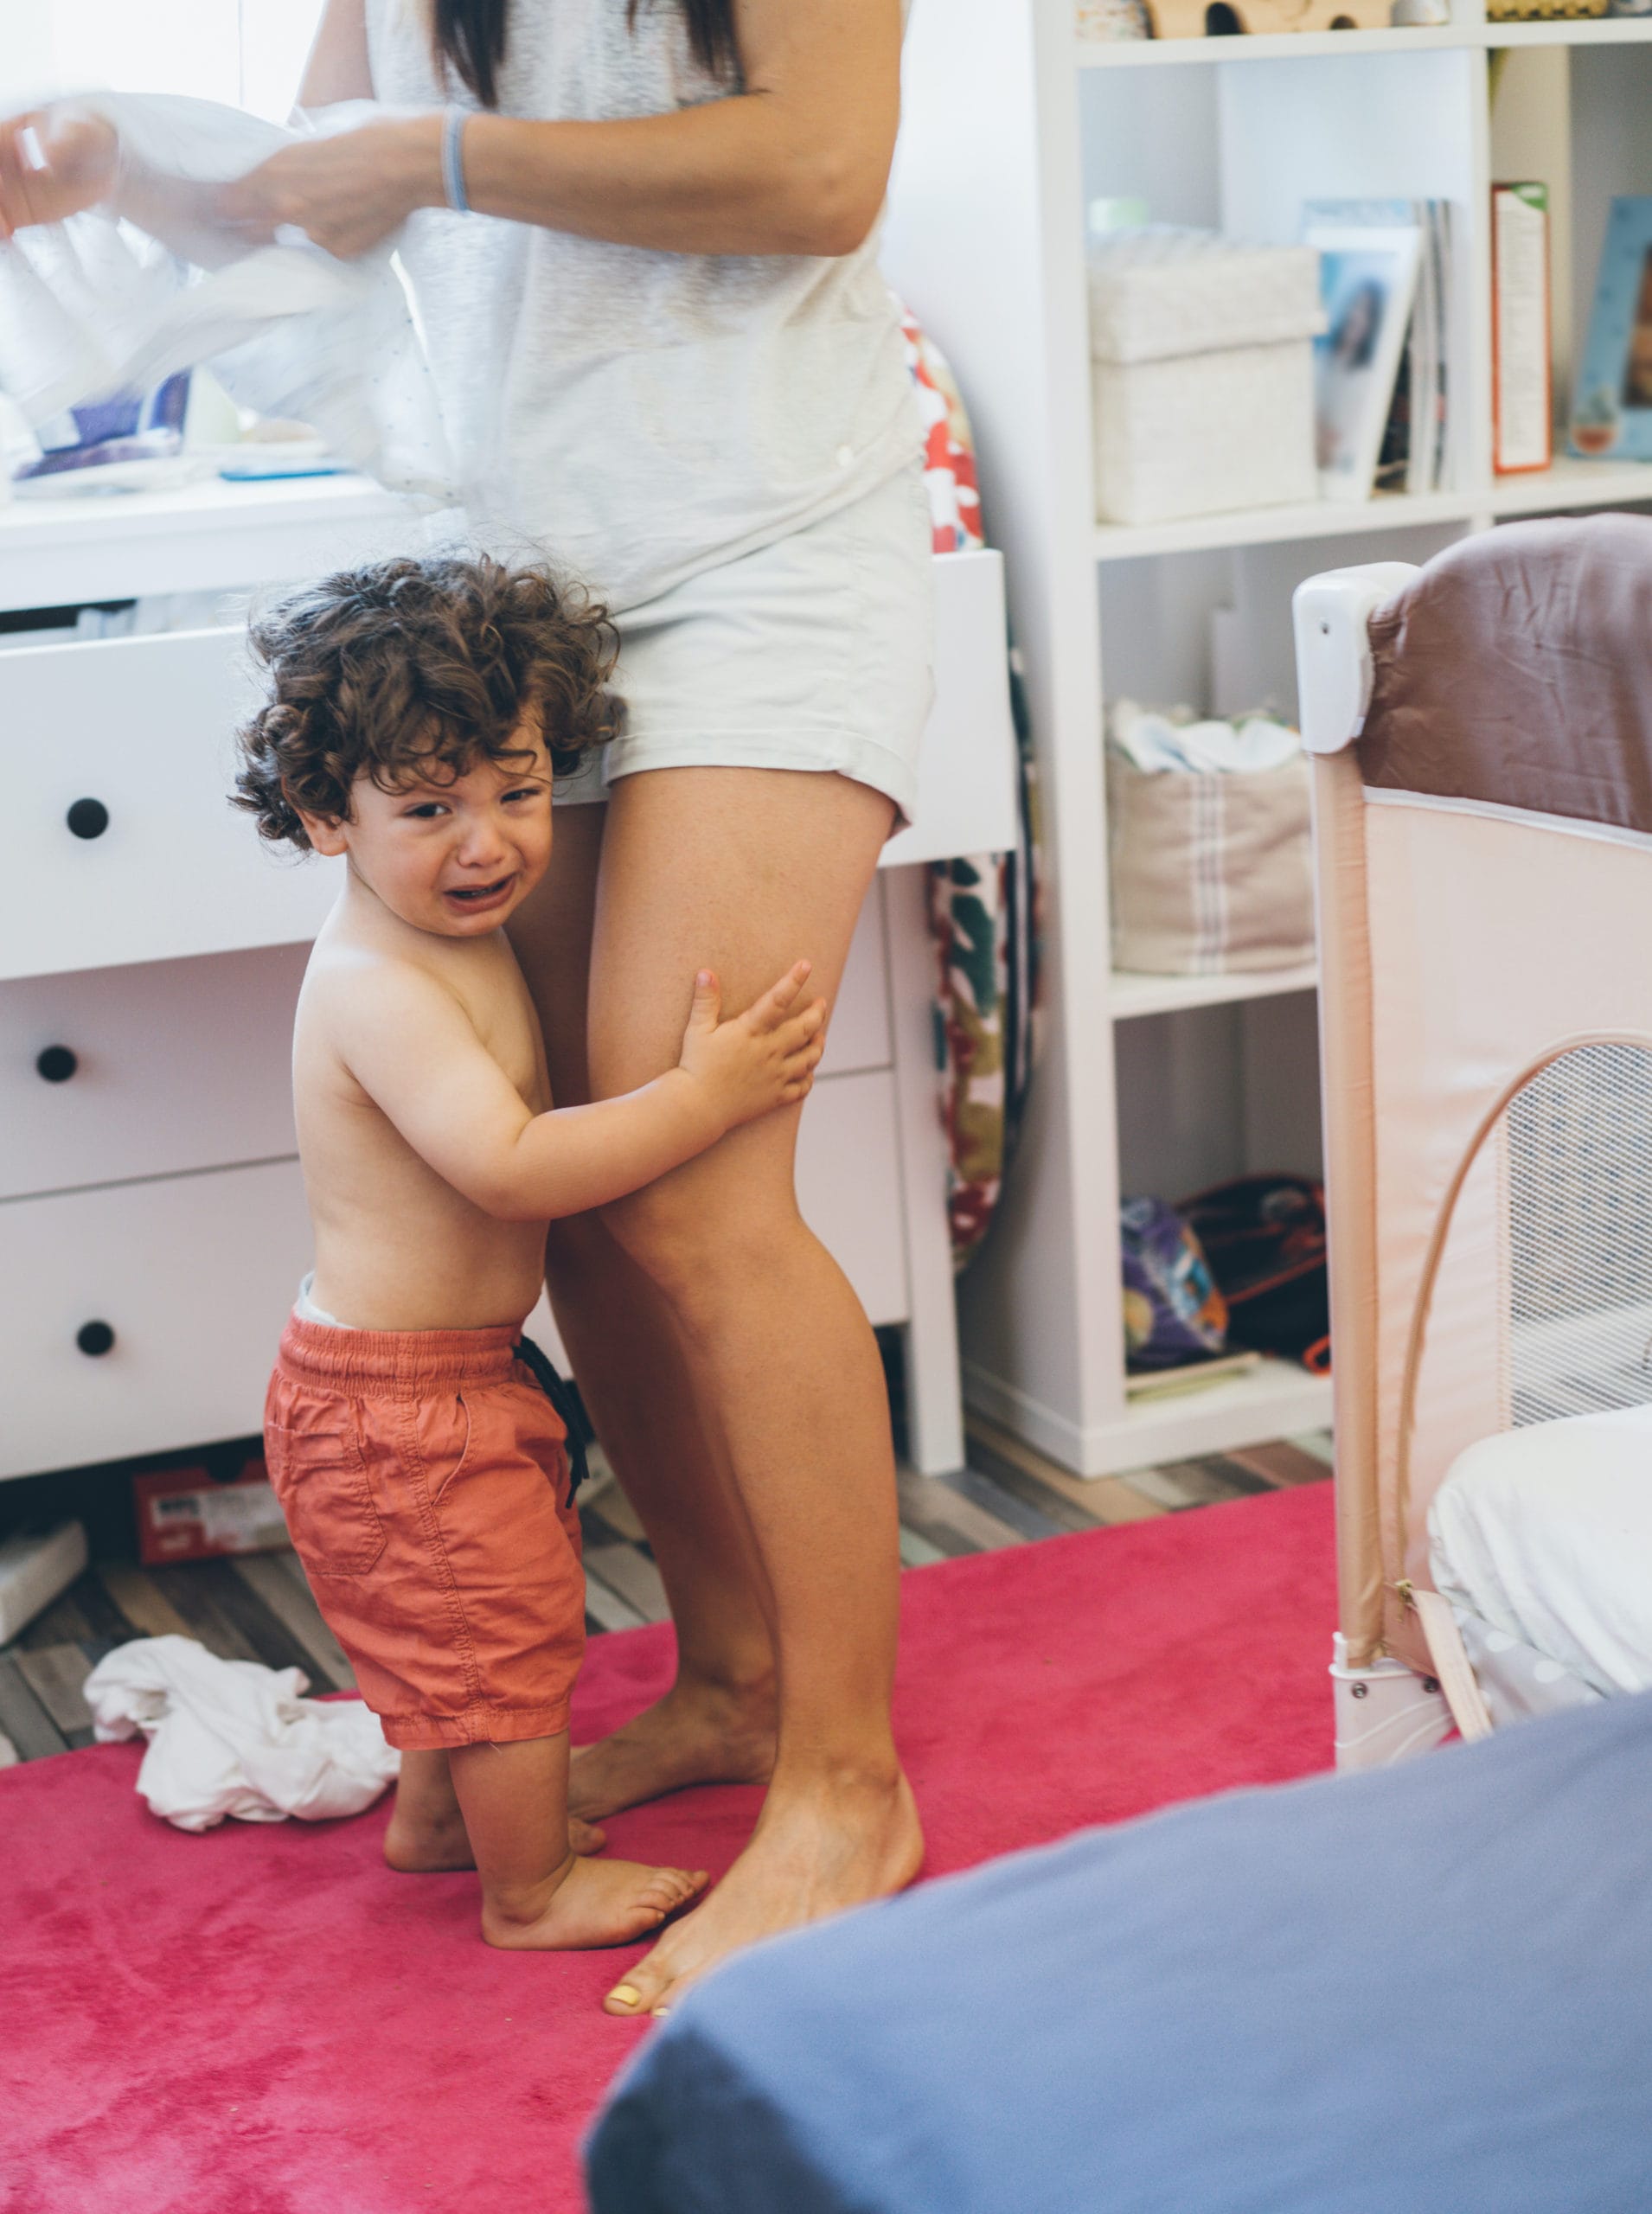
[1089,231,1323,527]
[1107,704,1315,976]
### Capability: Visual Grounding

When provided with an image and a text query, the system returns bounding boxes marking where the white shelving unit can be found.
[1109,963,1319,1021]
[883,0,1652,1475]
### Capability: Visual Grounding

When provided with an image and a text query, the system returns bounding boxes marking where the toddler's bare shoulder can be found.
[303,942,471,1037]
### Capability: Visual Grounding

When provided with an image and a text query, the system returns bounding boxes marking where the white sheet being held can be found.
[0,92,454,500]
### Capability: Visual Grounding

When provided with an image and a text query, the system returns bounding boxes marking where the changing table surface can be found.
[589,1691,1652,2214]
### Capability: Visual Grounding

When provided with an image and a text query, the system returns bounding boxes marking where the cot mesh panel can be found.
[1506,1042,1652,1426]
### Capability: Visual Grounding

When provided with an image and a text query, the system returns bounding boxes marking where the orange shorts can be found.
[264,1314,584,1751]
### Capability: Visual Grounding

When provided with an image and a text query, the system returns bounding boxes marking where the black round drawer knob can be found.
[76,1321,116,1358]
[67,798,110,841]
[35,1046,78,1084]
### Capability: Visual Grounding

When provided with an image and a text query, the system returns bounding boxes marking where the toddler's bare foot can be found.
[604,1769,922,2017]
[386,1808,605,1871]
[569,1676,776,1822]
[483,1854,708,1951]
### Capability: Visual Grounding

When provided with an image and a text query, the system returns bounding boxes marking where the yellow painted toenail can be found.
[651,2006,672,2019]
[609,1984,642,2008]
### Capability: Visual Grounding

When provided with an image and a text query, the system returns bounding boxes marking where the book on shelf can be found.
[1124,1349,1263,1404]
[1303,198,1453,502]
[1571,195,1652,462]
[1492,183,1553,477]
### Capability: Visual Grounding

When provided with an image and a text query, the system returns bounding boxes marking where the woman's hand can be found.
[215,116,440,259]
[0,106,118,240]
[674,961,827,1135]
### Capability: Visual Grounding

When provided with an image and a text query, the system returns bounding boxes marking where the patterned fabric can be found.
[900,310,1045,1268]
[906,311,984,553]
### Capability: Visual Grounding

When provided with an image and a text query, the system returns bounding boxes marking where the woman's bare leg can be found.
[581,768,923,2018]
[509,808,779,1817]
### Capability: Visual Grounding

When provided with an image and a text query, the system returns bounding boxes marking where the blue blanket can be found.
[588,1692,1652,2213]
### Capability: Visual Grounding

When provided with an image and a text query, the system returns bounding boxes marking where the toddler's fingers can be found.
[747,958,812,1029]
[776,1000,829,1054]
[685,968,721,1033]
[781,1040,826,1081]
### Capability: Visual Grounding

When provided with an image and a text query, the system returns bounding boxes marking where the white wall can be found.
[0,0,324,120]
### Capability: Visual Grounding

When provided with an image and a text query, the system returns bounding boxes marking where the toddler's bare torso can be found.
[295,901,552,1332]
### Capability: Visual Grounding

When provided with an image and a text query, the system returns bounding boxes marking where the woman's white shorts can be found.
[555,462,935,829]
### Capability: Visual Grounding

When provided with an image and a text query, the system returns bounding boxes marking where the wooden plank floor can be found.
[0,1415,1331,1767]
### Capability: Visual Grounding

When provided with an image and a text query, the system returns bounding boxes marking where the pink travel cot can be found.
[1294,517,1652,1766]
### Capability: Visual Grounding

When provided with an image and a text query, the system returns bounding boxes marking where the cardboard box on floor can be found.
[133,1461,287,1565]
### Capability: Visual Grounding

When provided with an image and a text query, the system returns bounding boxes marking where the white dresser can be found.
[0,477,1017,1483]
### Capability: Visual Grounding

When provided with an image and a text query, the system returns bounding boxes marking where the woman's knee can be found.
[603,1176,798,1311]
[600,1179,705,1300]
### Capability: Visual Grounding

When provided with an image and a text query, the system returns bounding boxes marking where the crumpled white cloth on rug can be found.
[84,1634,400,1833]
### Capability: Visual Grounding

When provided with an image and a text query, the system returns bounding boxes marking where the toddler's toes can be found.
[641,1867,707,1920]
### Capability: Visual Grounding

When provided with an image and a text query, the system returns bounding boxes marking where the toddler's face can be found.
[303,726,555,938]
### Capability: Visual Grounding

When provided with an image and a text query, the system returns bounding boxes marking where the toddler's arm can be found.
[332,961,826,1222]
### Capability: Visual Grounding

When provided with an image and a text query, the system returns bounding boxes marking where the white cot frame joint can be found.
[1329,1634,1452,1772]
[1291,563,1419,757]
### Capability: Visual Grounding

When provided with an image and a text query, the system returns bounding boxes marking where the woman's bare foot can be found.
[569,1676,776,1823]
[385,1808,606,1870]
[602,1769,923,2017]
[483,1854,708,1951]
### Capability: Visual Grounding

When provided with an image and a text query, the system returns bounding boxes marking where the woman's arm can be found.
[462,0,902,257]
[220,0,903,262]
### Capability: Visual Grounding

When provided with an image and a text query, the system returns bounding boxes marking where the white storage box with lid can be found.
[1088,232,1324,528]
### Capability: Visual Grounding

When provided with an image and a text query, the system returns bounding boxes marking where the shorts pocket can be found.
[265,1421,385,1577]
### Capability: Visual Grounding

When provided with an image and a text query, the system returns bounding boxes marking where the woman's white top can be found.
[367,0,919,613]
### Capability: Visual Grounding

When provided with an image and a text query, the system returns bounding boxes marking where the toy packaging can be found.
[133,1462,289,1566]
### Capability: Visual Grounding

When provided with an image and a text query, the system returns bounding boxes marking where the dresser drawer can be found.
[0,944,304,1200]
[820,884,893,1078]
[796,1068,909,1327]
[0,629,340,983]
[0,903,887,1201]
[0,1090,906,1482]
[882,548,1020,869]
[0,1159,312,1481]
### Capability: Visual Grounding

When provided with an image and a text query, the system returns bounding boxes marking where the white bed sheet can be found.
[1429,1400,1652,1727]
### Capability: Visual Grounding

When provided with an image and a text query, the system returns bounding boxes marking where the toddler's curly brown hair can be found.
[233,553,621,850]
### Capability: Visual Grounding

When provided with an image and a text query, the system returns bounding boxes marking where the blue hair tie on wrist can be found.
[441,106,470,215]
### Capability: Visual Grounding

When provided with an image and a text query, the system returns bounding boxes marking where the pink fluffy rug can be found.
[0,1481,1334,2214]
